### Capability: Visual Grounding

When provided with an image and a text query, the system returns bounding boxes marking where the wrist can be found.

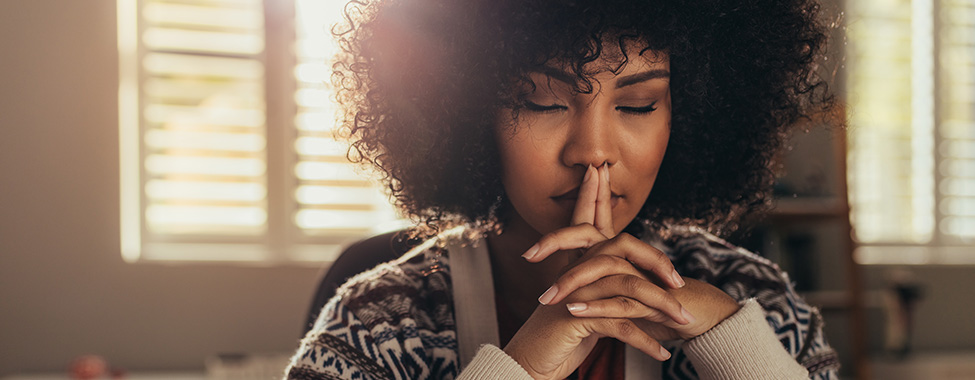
[502,335,541,379]
[462,345,534,380]
[678,287,740,340]
[685,292,741,340]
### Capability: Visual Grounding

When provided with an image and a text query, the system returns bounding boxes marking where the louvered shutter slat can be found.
[939,0,975,241]
[292,0,405,239]
[848,0,932,243]
[141,0,268,238]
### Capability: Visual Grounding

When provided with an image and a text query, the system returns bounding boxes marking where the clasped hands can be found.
[503,164,740,380]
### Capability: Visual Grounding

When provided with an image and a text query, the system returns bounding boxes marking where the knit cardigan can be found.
[285,227,840,379]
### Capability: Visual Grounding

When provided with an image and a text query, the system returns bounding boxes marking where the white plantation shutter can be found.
[119,0,405,263]
[939,0,975,243]
[847,0,933,243]
[141,0,268,240]
[848,0,975,262]
[292,0,401,238]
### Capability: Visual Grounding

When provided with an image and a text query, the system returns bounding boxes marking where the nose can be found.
[560,106,619,169]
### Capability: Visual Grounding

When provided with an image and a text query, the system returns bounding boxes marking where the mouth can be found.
[551,187,623,208]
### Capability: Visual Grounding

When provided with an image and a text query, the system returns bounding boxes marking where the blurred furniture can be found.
[734,120,870,380]
[871,351,975,380]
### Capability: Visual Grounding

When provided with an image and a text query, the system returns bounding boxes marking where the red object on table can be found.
[69,355,107,380]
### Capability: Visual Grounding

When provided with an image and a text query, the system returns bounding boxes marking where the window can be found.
[118,0,406,264]
[847,0,975,264]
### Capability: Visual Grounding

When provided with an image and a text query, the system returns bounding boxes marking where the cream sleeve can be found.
[682,298,809,380]
[457,344,533,380]
[458,299,810,380]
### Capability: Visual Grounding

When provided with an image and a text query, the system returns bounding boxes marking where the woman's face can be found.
[496,48,671,237]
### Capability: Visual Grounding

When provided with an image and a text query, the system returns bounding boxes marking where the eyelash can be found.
[617,102,658,114]
[522,101,658,114]
[523,101,566,113]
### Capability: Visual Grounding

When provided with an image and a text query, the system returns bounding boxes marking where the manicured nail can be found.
[671,271,685,288]
[522,244,539,260]
[659,346,671,360]
[538,285,558,305]
[566,303,588,313]
[584,164,594,182]
[681,307,697,325]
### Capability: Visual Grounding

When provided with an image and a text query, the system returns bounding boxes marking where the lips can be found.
[551,187,623,207]
[552,187,581,201]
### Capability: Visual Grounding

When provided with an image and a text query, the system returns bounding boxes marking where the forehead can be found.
[542,39,670,83]
[595,39,668,70]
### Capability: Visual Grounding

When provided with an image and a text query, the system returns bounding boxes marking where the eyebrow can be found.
[534,67,670,89]
[536,67,580,88]
[615,69,670,88]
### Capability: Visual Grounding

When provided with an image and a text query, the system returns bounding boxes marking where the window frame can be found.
[118,0,406,265]
[848,0,975,265]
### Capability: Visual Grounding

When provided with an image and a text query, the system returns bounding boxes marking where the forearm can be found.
[458,345,533,380]
[683,298,809,380]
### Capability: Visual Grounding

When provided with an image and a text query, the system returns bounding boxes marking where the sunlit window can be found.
[938,0,975,242]
[118,0,405,263]
[848,0,975,263]
[293,0,400,237]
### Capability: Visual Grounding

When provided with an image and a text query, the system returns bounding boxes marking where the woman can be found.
[286,0,840,378]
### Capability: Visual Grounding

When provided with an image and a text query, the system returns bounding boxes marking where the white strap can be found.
[625,345,662,380]
[448,240,500,369]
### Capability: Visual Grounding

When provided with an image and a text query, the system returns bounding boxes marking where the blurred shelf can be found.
[770,197,849,219]
[800,290,886,310]
[871,351,975,380]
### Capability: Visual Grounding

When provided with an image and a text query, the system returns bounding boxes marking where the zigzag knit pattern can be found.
[285,229,840,380]
[659,228,840,379]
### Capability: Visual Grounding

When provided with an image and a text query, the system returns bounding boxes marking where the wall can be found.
[0,1,323,375]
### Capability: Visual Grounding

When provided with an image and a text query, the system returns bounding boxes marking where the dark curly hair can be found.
[331,0,836,238]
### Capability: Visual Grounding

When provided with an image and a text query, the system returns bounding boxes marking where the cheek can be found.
[495,128,569,234]
[498,136,550,200]
[633,138,669,179]
[629,112,671,180]
[497,131,537,195]
[619,124,671,220]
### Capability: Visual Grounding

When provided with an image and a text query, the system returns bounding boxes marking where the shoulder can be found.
[327,233,457,333]
[290,232,465,380]
[659,225,791,302]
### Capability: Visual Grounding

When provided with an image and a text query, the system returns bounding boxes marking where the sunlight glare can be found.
[146,180,266,202]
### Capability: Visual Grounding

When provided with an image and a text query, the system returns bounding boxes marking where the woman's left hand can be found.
[523,165,740,341]
[526,227,739,340]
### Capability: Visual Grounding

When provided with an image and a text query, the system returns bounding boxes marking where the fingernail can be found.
[601,164,609,182]
[538,285,558,305]
[566,303,588,313]
[681,307,697,325]
[522,244,539,260]
[671,271,685,288]
[658,346,671,360]
[584,164,594,182]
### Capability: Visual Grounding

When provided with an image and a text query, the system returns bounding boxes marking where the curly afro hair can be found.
[331,0,835,238]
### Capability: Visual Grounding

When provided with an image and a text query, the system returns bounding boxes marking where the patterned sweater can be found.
[285,228,840,379]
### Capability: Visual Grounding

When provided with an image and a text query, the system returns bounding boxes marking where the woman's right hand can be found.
[503,281,677,380]
[502,165,688,380]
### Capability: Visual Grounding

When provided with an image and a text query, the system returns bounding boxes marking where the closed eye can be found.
[524,101,567,113]
[616,102,658,115]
